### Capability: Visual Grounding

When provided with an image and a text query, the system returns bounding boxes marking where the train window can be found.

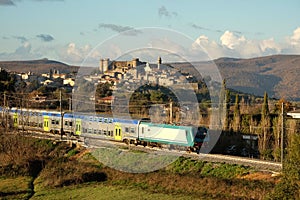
[94,129,97,134]
[65,121,68,126]
[56,120,59,125]
[98,130,102,134]
[109,119,113,123]
[104,118,108,123]
[142,127,144,134]
[99,118,103,122]
[125,127,129,132]
[130,128,135,133]
[103,130,107,135]
[69,122,73,126]
[118,129,121,136]
[88,128,92,133]
[52,120,55,125]
[83,128,87,133]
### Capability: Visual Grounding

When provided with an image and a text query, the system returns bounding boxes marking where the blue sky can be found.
[1,0,300,65]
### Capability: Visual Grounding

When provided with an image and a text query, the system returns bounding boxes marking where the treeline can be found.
[221,90,300,161]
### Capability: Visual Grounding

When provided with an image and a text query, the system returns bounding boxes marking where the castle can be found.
[99,58,146,74]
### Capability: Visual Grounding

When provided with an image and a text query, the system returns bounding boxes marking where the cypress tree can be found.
[220,79,230,131]
[233,94,240,132]
[260,92,271,159]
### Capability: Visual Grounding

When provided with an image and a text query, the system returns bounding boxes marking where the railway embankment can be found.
[0,132,281,199]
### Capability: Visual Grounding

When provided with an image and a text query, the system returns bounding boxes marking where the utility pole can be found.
[3,92,6,133]
[60,90,63,140]
[69,97,72,111]
[170,101,173,124]
[281,101,285,168]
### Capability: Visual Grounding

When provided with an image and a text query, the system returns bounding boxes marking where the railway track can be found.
[10,130,282,172]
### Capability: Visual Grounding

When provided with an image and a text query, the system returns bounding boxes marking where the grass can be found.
[0,135,280,200]
[165,157,251,179]
[31,183,198,200]
[0,176,33,199]
[91,147,178,173]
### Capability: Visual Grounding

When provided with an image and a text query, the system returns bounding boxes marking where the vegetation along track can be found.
[16,130,282,172]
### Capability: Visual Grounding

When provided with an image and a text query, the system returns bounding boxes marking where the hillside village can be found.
[1,57,201,107]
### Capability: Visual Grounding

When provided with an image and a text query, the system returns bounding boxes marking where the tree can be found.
[233,94,241,132]
[259,92,272,159]
[219,79,230,131]
[95,82,112,98]
[269,132,300,199]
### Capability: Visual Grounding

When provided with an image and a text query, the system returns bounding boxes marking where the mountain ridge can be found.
[0,54,300,100]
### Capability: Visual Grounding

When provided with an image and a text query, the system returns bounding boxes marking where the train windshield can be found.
[195,127,208,141]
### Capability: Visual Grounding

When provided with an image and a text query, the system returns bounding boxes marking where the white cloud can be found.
[58,42,97,66]
[192,35,228,59]
[281,27,300,54]
[290,27,300,45]
[1,27,300,65]
[0,41,42,60]
[190,29,297,59]
[259,38,281,55]
[220,31,246,49]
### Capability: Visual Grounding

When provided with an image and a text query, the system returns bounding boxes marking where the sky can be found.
[1,0,300,66]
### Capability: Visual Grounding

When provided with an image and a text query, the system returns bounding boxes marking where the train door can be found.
[13,113,18,128]
[114,123,122,141]
[43,116,49,132]
[75,118,82,135]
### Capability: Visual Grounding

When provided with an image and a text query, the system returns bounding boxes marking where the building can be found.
[99,58,146,73]
[98,96,115,104]
[31,95,47,103]
[287,109,300,118]
[63,78,75,86]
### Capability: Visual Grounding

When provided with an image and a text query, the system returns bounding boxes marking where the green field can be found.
[31,183,198,200]
[0,176,33,199]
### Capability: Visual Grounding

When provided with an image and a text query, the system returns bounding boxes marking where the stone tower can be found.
[99,59,104,73]
[102,58,110,72]
[157,56,162,69]
[132,58,139,67]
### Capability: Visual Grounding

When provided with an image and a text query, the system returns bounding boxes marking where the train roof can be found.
[140,121,193,129]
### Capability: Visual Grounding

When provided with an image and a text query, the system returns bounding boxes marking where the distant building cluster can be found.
[7,68,75,91]
[97,56,198,91]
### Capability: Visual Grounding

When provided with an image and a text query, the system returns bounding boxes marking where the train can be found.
[0,106,209,152]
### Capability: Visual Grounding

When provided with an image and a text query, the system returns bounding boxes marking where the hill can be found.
[0,58,79,74]
[1,55,300,100]
[172,54,300,100]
